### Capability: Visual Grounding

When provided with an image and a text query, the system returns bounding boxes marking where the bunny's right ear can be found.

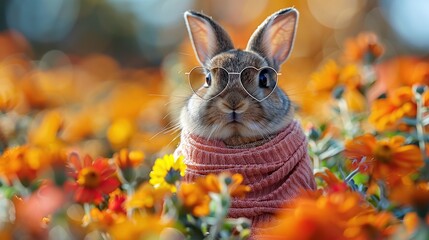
[184,11,234,66]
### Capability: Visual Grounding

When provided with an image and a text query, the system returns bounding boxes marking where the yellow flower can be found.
[107,118,134,149]
[149,154,186,192]
[28,111,64,147]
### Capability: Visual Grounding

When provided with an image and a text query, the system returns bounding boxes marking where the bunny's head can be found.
[180,8,299,140]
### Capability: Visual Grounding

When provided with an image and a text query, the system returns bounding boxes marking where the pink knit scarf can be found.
[176,120,316,228]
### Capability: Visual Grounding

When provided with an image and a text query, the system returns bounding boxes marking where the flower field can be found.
[1,1,429,240]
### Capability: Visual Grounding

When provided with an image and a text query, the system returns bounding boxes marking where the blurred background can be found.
[0,0,429,158]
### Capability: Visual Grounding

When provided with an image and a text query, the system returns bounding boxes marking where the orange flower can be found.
[310,60,361,92]
[82,208,126,230]
[177,182,210,217]
[114,149,145,169]
[343,32,384,64]
[196,173,251,198]
[108,214,171,240]
[369,86,429,131]
[259,191,369,240]
[309,60,365,112]
[0,77,19,112]
[390,179,429,217]
[344,134,423,182]
[403,212,429,236]
[227,173,252,198]
[315,169,348,193]
[344,212,398,240]
[373,57,429,96]
[68,153,120,204]
[126,182,169,212]
[0,145,48,184]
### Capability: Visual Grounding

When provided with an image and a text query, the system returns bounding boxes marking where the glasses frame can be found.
[185,66,281,102]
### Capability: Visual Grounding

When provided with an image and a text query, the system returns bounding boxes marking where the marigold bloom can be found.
[68,153,120,204]
[0,145,48,184]
[127,182,169,211]
[108,214,171,240]
[343,32,384,64]
[390,179,429,218]
[196,173,251,198]
[149,154,186,192]
[344,212,398,240]
[178,182,210,217]
[0,78,18,112]
[374,57,429,96]
[226,173,251,198]
[114,149,145,169]
[82,208,126,230]
[369,86,429,131]
[403,212,429,236]
[259,191,370,240]
[344,134,423,182]
[309,60,365,112]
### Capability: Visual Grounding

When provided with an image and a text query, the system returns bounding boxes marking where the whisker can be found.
[149,120,181,140]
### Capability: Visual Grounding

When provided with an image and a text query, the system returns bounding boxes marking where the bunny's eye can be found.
[258,69,269,88]
[204,73,211,88]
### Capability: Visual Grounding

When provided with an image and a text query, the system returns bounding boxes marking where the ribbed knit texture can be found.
[176,120,316,230]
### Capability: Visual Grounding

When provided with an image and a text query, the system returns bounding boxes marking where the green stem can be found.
[309,141,320,171]
[125,183,135,218]
[415,93,427,161]
[207,194,229,240]
[338,98,354,138]
[345,168,359,182]
[83,203,92,224]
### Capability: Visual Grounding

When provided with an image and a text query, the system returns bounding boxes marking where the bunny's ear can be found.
[184,11,234,66]
[246,8,298,69]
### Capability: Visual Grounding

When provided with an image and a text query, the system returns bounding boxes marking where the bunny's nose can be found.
[216,97,249,114]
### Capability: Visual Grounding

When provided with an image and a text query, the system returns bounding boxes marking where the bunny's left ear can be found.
[246,8,299,69]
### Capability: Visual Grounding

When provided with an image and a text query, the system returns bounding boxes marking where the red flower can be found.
[108,191,127,214]
[68,153,120,204]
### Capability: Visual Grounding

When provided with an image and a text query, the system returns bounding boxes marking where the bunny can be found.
[177,8,316,232]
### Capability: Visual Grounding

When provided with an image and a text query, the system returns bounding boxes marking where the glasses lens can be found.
[188,67,228,100]
[240,67,278,101]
